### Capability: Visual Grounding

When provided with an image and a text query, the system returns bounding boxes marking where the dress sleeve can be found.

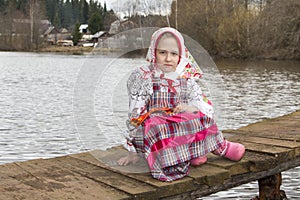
[127,68,152,120]
[124,68,152,151]
[187,78,214,118]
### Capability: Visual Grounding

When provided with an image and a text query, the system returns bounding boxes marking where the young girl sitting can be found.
[118,27,245,182]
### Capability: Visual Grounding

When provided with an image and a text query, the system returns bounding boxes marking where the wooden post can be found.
[258,173,287,200]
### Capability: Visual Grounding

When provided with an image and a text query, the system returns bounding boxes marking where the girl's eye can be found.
[158,51,166,55]
[157,49,179,56]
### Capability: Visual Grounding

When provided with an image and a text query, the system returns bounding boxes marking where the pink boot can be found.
[214,140,245,161]
[190,156,207,166]
[224,141,245,161]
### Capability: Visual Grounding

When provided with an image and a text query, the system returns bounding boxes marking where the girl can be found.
[118,27,245,182]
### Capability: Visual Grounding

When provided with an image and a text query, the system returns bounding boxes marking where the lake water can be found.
[0,52,299,199]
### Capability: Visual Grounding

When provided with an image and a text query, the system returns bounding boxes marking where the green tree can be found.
[72,23,82,45]
[62,0,73,28]
[0,0,8,14]
[45,0,55,23]
[71,0,80,23]
[57,0,64,28]
[88,0,98,15]
[103,2,107,13]
[16,0,29,14]
[88,12,103,34]
[103,8,117,31]
[82,0,89,23]
[53,12,60,28]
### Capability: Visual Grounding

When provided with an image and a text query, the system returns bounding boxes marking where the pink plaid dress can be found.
[130,68,224,181]
[126,27,224,181]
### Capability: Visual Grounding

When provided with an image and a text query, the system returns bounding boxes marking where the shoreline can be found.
[39,46,146,58]
[1,46,299,60]
[38,46,94,55]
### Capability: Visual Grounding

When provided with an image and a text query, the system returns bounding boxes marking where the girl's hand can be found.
[118,152,139,166]
[173,104,198,113]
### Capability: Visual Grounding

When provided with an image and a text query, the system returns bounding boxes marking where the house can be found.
[43,26,60,45]
[92,31,109,43]
[104,19,140,49]
[11,19,52,35]
[6,19,54,49]
[79,24,89,34]
[43,26,72,45]
[108,19,138,35]
[59,28,71,38]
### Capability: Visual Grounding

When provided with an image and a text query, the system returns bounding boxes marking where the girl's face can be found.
[155,36,180,73]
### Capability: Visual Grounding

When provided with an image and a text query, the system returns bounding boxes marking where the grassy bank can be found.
[38,46,94,54]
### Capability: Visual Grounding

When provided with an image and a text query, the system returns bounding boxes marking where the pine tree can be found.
[53,12,60,28]
[71,0,80,23]
[45,0,55,23]
[72,22,82,45]
[88,12,103,34]
[82,0,89,23]
[0,0,8,13]
[63,0,73,28]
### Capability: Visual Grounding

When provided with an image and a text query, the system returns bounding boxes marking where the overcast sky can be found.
[97,0,114,10]
[97,0,173,18]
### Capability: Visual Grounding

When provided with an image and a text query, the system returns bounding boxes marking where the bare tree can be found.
[250,0,300,58]
[28,0,45,50]
[168,0,299,59]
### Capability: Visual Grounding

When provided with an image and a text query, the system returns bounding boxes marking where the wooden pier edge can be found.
[163,157,300,200]
[0,110,299,200]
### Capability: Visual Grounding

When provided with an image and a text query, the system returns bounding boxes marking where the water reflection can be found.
[216,59,300,129]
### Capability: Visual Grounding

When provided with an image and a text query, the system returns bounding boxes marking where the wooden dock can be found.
[1,111,300,200]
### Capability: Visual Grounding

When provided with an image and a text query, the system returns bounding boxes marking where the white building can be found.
[79,24,89,33]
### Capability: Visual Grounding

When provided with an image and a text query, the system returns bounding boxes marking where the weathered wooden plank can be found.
[20,156,155,199]
[228,135,300,156]
[13,159,131,200]
[0,161,40,177]
[0,111,299,200]
[237,141,295,160]
[242,151,278,172]
[163,156,300,199]
[206,154,250,176]
[188,164,230,186]
[225,129,300,142]
[52,155,158,199]
[71,149,197,199]
[0,176,52,200]
[224,111,300,142]
[0,162,55,199]
[87,147,150,173]
[230,135,300,148]
[153,177,196,198]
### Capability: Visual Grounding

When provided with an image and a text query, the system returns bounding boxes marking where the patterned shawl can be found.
[146,27,203,79]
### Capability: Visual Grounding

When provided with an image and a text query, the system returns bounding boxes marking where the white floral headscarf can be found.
[146,27,203,79]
